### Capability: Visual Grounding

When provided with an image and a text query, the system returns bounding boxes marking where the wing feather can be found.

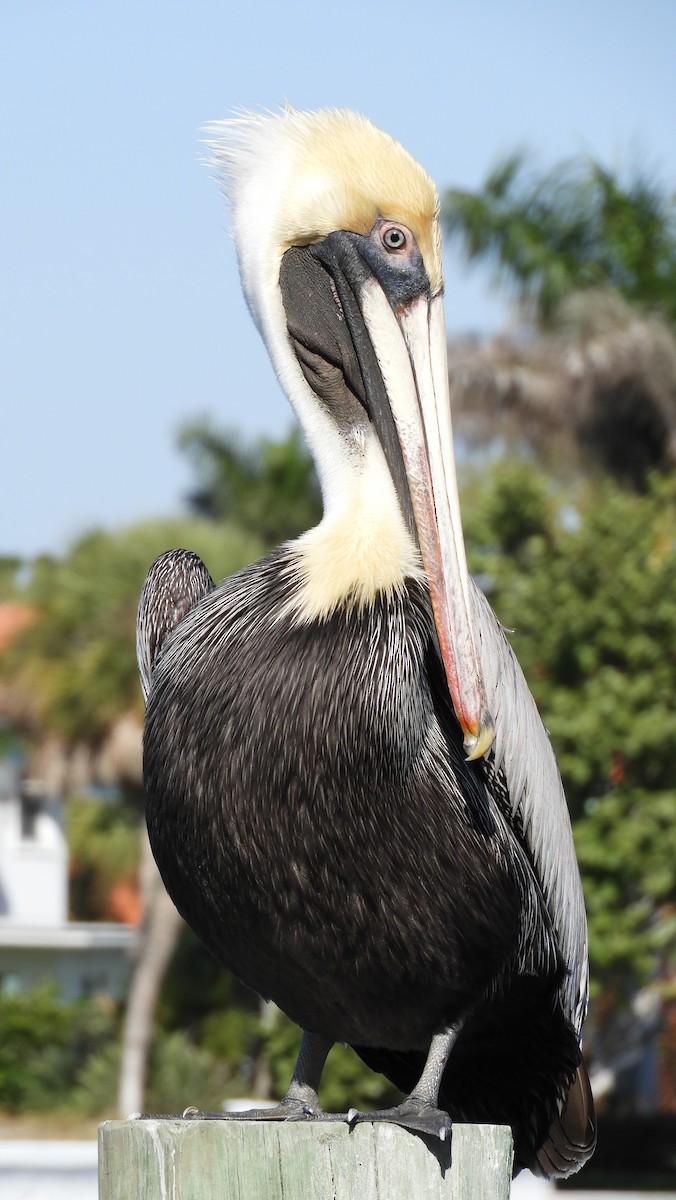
[471,580,588,1035]
[136,549,215,705]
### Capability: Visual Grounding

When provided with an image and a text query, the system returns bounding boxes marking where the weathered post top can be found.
[98,1119,513,1200]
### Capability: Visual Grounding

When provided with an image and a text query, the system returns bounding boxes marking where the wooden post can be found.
[98,1118,513,1199]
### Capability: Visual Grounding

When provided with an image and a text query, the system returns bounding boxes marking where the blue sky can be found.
[2,0,675,559]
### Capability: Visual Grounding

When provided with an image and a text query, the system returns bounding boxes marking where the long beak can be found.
[359,282,495,760]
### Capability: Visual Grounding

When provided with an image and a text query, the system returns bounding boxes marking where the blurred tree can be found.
[463,463,676,1006]
[0,557,23,601]
[179,422,321,544]
[0,985,117,1113]
[480,473,676,816]
[445,152,676,324]
[1,518,262,756]
[448,298,676,491]
[444,154,676,489]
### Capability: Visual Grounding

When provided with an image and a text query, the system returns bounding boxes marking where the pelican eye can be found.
[381,224,408,252]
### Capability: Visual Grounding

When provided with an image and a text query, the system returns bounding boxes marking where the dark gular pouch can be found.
[279,245,368,432]
[279,238,418,544]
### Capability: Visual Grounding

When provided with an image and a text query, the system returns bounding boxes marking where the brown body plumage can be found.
[138,108,596,1177]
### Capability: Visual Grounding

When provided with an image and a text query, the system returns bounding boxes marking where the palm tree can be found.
[445,151,676,324]
[448,292,676,489]
[444,153,676,489]
[179,422,321,543]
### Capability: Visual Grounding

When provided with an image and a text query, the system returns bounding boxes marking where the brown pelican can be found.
[137,108,596,1177]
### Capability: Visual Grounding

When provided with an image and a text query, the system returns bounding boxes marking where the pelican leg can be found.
[276,1028,333,1116]
[182,1030,335,1122]
[347,1024,462,1141]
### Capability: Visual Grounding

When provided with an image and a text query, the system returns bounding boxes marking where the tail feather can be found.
[350,1044,597,1180]
[530,1060,597,1178]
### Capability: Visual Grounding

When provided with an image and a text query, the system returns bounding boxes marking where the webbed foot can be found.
[347,1098,452,1141]
[182,1096,322,1122]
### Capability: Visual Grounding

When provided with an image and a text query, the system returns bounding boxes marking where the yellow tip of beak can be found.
[463,714,496,762]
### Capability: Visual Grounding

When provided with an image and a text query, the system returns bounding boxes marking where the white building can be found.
[0,756,137,1001]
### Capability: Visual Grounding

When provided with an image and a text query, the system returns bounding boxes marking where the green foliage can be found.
[444,152,676,324]
[146,1032,232,1114]
[179,422,322,545]
[1,517,264,742]
[464,463,676,991]
[574,790,676,992]
[0,986,118,1113]
[0,557,23,600]
[72,1029,233,1117]
[0,981,233,1118]
[320,1044,400,1112]
[462,459,553,563]
[71,1040,121,1115]
[66,796,141,920]
[491,476,676,810]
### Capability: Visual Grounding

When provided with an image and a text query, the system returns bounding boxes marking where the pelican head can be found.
[207,107,493,759]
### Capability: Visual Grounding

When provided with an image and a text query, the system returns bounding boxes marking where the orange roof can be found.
[0,603,35,653]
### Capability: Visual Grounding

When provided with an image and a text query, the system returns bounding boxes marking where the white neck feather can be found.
[285,427,423,623]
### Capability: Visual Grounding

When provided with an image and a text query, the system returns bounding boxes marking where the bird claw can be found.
[346,1100,452,1142]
